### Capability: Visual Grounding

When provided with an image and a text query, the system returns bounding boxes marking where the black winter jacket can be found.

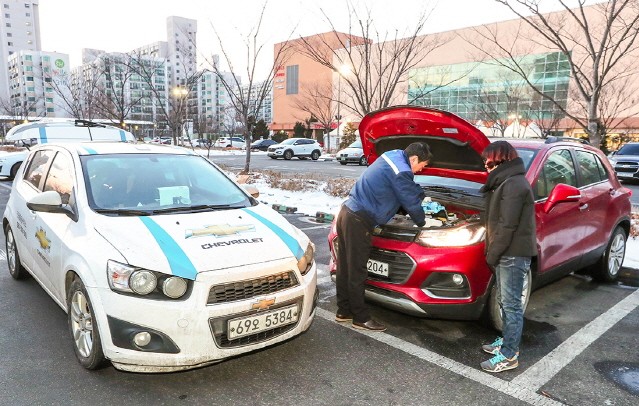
[480,157,537,266]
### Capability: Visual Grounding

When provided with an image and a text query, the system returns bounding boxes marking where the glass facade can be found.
[408,52,570,123]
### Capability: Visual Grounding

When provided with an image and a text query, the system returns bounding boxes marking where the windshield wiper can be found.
[150,204,240,214]
[94,208,151,216]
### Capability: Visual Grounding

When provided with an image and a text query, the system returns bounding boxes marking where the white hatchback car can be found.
[3,141,317,372]
[214,137,245,148]
[0,119,133,179]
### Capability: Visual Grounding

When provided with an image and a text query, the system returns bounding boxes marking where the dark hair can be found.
[481,141,519,168]
[405,142,433,163]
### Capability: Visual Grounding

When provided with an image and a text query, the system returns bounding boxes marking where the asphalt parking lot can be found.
[0,181,637,405]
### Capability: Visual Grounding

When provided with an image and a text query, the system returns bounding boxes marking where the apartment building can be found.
[0,0,40,101]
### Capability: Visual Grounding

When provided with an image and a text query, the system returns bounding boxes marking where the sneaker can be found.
[335,312,353,322]
[482,337,503,355]
[480,352,518,373]
[352,319,386,332]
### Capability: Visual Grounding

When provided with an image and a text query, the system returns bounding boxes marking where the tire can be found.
[340,161,347,166]
[5,225,29,280]
[591,226,626,282]
[311,150,320,160]
[67,277,106,370]
[9,162,22,180]
[359,156,368,166]
[487,267,532,332]
[284,150,293,160]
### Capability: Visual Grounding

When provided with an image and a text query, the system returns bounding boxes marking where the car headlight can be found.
[297,242,315,275]
[415,223,485,247]
[107,260,190,299]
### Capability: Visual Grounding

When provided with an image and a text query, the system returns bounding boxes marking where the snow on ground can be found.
[204,148,639,270]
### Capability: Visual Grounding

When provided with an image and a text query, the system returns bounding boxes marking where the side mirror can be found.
[543,183,580,214]
[27,191,78,221]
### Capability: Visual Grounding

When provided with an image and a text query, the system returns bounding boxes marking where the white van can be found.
[1,119,134,179]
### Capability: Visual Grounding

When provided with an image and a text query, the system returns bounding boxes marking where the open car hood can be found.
[359,106,490,183]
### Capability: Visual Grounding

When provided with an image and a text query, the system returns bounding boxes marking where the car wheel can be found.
[340,161,347,165]
[284,150,293,160]
[68,277,106,370]
[5,225,29,280]
[9,162,22,180]
[591,226,626,282]
[487,267,532,332]
[311,150,320,160]
[359,156,368,166]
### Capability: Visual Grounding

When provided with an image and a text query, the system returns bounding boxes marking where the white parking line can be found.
[0,182,12,190]
[512,287,639,390]
[315,264,639,404]
[315,308,562,406]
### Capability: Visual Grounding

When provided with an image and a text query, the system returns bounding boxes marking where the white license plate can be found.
[367,259,389,277]
[227,304,298,340]
[617,173,633,178]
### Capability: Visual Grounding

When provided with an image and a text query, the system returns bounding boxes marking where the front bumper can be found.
[267,150,284,157]
[94,259,318,372]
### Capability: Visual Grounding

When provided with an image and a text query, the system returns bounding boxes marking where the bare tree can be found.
[469,0,639,148]
[292,81,335,142]
[46,68,102,120]
[204,2,294,173]
[296,1,447,119]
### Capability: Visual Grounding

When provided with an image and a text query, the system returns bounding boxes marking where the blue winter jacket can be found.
[345,149,426,226]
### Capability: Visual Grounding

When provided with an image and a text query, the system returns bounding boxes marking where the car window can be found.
[43,152,75,205]
[514,148,538,170]
[349,140,362,148]
[617,143,639,155]
[575,150,607,186]
[534,149,577,200]
[280,139,296,145]
[23,150,56,190]
[83,154,253,211]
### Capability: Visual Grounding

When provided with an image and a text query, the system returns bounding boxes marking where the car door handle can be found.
[579,203,589,211]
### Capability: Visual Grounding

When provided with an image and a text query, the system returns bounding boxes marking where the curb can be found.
[315,211,335,223]
[272,204,297,214]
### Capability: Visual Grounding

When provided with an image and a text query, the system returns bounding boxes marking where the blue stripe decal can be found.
[242,208,304,260]
[119,130,127,141]
[83,147,98,155]
[38,127,48,143]
[139,217,198,280]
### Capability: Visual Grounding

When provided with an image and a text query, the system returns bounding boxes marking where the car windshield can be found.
[82,153,253,214]
[348,140,362,148]
[617,143,639,155]
[279,138,297,145]
[514,148,538,170]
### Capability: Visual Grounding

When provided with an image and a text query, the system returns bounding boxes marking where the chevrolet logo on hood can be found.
[251,298,276,310]
[185,224,255,239]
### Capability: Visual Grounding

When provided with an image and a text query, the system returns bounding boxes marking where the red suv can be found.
[328,106,632,330]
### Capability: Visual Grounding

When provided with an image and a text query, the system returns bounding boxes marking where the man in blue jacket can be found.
[335,142,432,331]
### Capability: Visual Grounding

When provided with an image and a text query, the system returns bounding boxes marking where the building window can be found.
[3,4,9,9]
[7,41,12,46]
[25,3,30,7]
[6,32,11,37]
[4,13,9,18]
[286,65,299,95]
[6,22,10,27]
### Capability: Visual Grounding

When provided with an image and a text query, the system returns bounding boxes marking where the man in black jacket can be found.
[478,141,536,373]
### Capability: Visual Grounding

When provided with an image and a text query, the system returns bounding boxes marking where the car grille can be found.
[208,298,302,348]
[207,271,299,304]
[615,161,639,174]
[367,248,416,284]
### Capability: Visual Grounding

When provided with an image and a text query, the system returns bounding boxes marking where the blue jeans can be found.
[495,256,531,359]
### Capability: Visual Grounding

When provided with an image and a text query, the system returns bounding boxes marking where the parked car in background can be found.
[250,139,277,151]
[608,142,639,182]
[328,105,632,331]
[0,120,134,180]
[336,139,368,166]
[195,138,213,148]
[214,137,245,148]
[3,139,318,373]
[267,138,322,160]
